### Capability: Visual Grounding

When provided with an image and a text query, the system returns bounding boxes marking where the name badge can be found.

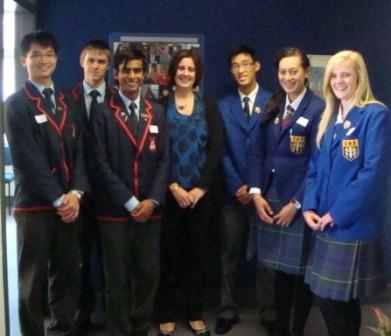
[149,125,159,133]
[296,117,309,127]
[35,114,48,124]
[346,127,355,136]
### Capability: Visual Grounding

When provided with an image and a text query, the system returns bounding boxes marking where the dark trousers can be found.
[318,297,361,336]
[99,218,160,336]
[274,270,313,336]
[15,211,81,336]
[156,193,210,322]
[218,202,250,318]
[75,199,105,325]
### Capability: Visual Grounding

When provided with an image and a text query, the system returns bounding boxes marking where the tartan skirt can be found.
[247,183,311,275]
[305,233,386,302]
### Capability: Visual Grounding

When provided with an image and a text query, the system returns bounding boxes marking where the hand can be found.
[303,210,321,230]
[319,212,335,231]
[131,199,156,223]
[188,187,207,209]
[57,192,80,223]
[273,202,297,227]
[253,195,274,224]
[170,183,193,208]
[235,185,251,205]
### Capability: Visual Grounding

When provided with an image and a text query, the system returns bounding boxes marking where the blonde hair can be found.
[316,50,381,147]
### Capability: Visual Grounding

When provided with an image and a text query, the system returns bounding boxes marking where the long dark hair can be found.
[264,47,310,123]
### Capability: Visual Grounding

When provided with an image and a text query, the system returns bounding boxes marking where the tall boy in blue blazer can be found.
[5,31,89,336]
[215,44,272,335]
[89,48,169,336]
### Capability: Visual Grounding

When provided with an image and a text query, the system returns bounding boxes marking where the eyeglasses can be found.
[30,52,57,60]
[231,62,254,72]
[120,67,144,75]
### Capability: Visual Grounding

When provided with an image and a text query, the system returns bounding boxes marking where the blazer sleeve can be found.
[66,96,90,193]
[196,96,225,191]
[89,103,134,207]
[146,106,170,204]
[248,122,266,190]
[302,148,321,212]
[291,107,322,203]
[5,94,65,203]
[330,107,391,228]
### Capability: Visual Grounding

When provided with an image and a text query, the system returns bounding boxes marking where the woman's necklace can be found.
[176,103,187,111]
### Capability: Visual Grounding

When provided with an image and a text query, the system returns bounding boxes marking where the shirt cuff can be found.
[124,196,140,212]
[249,187,262,195]
[52,194,65,208]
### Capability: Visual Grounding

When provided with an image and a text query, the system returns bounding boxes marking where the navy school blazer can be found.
[5,81,89,211]
[89,92,169,221]
[248,89,324,204]
[303,103,391,240]
[219,87,272,199]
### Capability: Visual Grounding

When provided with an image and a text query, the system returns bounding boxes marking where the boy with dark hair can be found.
[216,44,273,335]
[89,48,169,336]
[70,38,114,331]
[5,31,89,336]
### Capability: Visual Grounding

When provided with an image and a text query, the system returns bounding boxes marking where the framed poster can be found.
[109,33,204,100]
[308,54,332,98]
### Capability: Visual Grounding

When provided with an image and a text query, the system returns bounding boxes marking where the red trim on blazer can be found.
[71,83,82,100]
[14,206,55,212]
[23,84,71,182]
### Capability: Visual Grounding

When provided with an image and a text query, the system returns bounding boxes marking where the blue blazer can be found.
[219,87,271,199]
[249,89,324,204]
[5,81,89,211]
[89,92,169,220]
[303,103,391,240]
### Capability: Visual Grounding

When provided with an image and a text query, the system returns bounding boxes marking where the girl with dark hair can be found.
[155,49,224,336]
[248,47,324,336]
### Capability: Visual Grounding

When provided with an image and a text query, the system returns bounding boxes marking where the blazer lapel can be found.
[332,106,363,148]
[248,90,268,131]
[136,99,153,153]
[280,90,312,137]
[231,96,249,131]
[23,82,65,137]
[111,94,138,148]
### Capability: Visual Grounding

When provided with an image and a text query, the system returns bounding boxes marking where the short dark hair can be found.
[21,31,58,57]
[80,39,111,63]
[113,48,147,73]
[168,49,203,87]
[228,44,258,66]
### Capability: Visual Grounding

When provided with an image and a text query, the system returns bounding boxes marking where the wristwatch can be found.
[291,199,301,210]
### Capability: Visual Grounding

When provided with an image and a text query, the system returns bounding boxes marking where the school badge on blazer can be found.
[290,135,305,154]
[342,139,359,161]
[149,136,157,153]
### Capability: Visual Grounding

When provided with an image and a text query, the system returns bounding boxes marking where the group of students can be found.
[4,30,389,336]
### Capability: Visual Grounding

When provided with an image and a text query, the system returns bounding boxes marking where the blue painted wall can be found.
[36,0,391,105]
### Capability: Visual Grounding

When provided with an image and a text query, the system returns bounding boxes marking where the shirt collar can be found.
[119,90,141,111]
[83,81,106,98]
[238,83,259,104]
[29,80,55,96]
[284,87,307,111]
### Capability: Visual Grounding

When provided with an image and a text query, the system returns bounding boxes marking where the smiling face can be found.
[81,49,110,87]
[231,53,260,93]
[278,55,308,101]
[115,59,144,100]
[174,57,196,90]
[20,42,57,85]
[329,59,358,103]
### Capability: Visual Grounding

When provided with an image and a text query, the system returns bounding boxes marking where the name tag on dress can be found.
[296,117,309,127]
[35,114,48,124]
[149,125,159,133]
